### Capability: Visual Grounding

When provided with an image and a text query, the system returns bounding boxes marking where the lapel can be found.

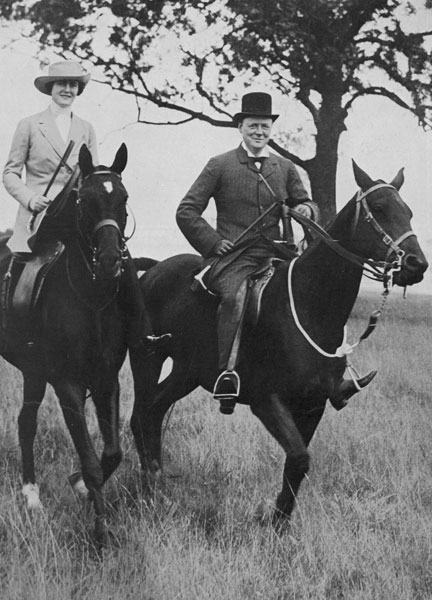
[37,109,67,161]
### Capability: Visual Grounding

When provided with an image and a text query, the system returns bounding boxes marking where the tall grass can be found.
[0,291,431,599]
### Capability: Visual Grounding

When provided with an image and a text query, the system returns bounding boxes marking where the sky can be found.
[1,29,431,296]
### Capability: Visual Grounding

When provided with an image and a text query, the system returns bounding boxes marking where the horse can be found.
[128,161,428,523]
[0,144,131,545]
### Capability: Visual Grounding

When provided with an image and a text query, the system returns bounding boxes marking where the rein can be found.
[286,181,415,359]
[289,183,415,288]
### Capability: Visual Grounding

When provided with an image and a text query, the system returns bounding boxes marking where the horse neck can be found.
[292,214,363,342]
[66,237,116,303]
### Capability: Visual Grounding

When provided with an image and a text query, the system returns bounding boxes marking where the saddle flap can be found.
[12,241,65,318]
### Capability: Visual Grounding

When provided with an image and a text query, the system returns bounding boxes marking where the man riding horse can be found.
[2,60,169,349]
[176,92,375,414]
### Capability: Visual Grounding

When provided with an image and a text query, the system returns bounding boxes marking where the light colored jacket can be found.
[3,108,98,252]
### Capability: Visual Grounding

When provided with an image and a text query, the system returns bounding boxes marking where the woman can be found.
[3,60,170,348]
[3,60,97,253]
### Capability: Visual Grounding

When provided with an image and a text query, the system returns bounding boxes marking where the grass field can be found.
[0,290,431,600]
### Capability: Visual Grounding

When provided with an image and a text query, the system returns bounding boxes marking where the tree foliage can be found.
[2,0,432,220]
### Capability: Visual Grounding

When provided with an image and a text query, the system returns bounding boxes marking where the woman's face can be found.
[51,80,79,108]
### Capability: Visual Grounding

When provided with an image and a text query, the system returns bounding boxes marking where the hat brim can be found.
[233,112,279,124]
[34,74,90,96]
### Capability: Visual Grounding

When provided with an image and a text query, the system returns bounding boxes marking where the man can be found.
[176,92,318,409]
[3,60,169,349]
[177,92,375,413]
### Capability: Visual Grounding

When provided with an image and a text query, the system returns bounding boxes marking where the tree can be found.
[2,0,432,222]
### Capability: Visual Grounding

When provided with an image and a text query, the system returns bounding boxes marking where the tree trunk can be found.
[305,91,346,226]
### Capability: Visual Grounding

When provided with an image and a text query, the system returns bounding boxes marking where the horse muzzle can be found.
[393,250,428,286]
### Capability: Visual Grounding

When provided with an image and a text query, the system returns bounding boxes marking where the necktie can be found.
[252,157,266,169]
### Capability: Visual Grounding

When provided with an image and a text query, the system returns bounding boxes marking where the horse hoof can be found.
[22,483,43,510]
[68,471,89,499]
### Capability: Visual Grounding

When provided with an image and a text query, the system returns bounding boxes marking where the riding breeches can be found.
[205,241,275,370]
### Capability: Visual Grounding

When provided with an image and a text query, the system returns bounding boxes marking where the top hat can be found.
[34,60,91,95]
[233,92,279,124]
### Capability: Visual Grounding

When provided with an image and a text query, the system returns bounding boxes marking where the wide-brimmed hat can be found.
[34,60,90,95]
[233,92,279,124]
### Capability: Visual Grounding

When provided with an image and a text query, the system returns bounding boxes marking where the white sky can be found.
[1,33,431,295]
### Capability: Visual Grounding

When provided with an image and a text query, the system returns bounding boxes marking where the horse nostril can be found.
[404,254,428,273]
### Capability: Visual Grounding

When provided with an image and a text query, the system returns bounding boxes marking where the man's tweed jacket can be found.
[3,108,98,253]
[176,144,317,258]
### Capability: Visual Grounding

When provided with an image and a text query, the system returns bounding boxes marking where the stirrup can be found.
[213,370,240,415]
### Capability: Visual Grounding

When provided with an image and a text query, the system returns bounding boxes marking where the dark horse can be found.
[0,144,130,544]
[129,162,428,522]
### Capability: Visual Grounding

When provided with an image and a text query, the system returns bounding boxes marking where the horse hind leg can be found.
[251,392,310,523]
[19,372,46,510]
[130,353,197,479]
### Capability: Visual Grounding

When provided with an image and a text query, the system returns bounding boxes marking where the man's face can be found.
[238,117,273,154]
[51,80,79,108]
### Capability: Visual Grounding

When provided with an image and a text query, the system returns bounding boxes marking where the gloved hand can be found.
[29,194,50,213]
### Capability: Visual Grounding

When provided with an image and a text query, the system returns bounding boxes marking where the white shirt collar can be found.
[241,141,270,158]
[49,102,72,119]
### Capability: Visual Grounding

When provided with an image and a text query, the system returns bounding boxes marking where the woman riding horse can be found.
[2,59,169,349]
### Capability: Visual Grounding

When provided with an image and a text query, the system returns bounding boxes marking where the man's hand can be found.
[214,239,234,256]
[29,194,50,213]
[293,203,312,218]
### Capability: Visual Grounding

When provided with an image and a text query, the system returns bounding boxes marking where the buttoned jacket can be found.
[176,145,317,258]
[3,108,98,252]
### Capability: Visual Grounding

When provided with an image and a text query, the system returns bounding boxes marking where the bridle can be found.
[287,181,417,358]
[290,182,416,289]
[75,168,135,279]
[350,183,415,283]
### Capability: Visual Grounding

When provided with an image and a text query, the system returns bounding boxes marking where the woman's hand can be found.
[29,194,50,213]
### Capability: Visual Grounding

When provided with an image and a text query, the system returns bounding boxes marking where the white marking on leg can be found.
[22,483,43,510]
[73,477,89,498]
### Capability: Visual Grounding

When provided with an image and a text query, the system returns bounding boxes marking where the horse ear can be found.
[79,144,94,178]
[110,143,128,174]
[352,160,375,190]
[390,167,405,190]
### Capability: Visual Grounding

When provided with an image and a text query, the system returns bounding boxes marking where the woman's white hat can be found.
[34,60,90,95]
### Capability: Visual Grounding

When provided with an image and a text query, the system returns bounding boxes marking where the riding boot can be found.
[329,370,377,410]
[120,254,172,350]
[213,280,249,415]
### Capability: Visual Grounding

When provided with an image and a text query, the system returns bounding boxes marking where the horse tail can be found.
[133,257,159,272]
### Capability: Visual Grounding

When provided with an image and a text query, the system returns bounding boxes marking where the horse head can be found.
[78,143,129,280]
[331,161,428,287]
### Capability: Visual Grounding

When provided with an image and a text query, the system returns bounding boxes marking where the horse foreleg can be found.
[53,379,107,546]
[251,392,309,522]
[19,372,46,510]
[92,377,122,484]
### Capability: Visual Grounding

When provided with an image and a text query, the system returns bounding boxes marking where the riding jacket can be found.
[176,144,318,258]
[3,107,98,253]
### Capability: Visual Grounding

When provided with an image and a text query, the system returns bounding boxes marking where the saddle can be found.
[192,257,282,324]
[1,241,65,337]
